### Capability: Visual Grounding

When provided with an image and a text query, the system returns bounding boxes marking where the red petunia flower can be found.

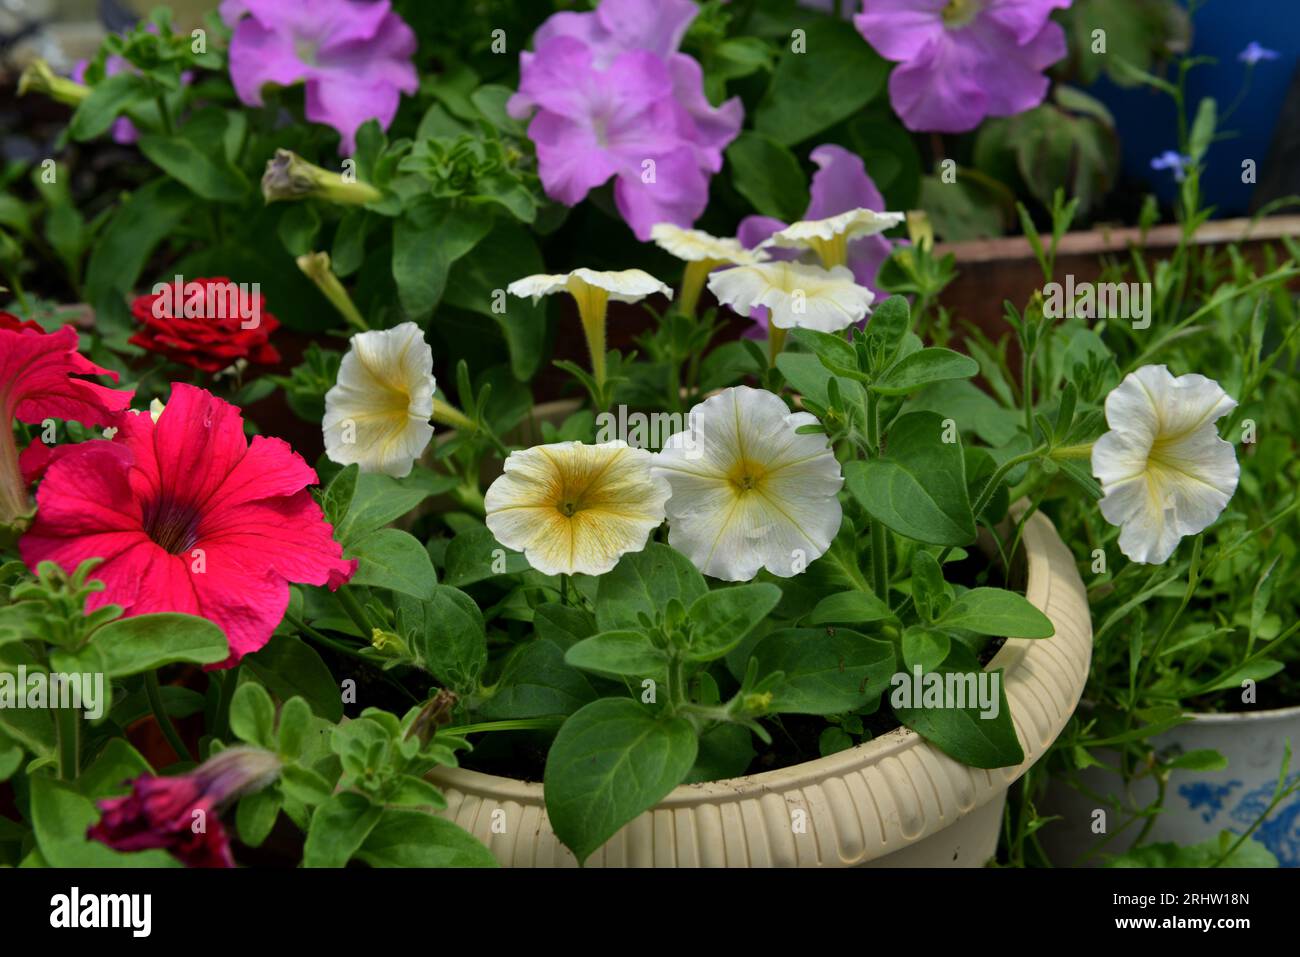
[88,747,281,868]
[129,277,281,372]
[0,312,133,524]
[20,383,356,667]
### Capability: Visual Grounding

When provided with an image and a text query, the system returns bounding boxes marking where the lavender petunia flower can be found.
[509,0,742,240]
[1151,150,1191,182]
[736,144,895,336]
[854,0,1071,133]
[1238,42,1279,66]
[225,0,418,155]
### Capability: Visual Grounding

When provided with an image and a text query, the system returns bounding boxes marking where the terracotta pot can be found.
[1038,703,1300,867]
[429,503,1093,867]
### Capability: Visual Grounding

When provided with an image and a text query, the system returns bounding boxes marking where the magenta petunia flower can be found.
[88,748,281,868]
[854,0,1070,133]
[736,145,895,335]
[20,384,356,668]
[224,0,418,155]
[508,0,742,240]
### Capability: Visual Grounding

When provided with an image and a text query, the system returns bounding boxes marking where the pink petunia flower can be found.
[20,383,356,667]
[224,0,418,155]
[88,747,281,868]
[508,0,742,240]
[854,0,1070,133]
[736,145,895,335]
[0,313,133,525]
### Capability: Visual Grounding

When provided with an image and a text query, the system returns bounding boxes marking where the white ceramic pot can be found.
[430,506,1093,867]
[1039,704,1300,866]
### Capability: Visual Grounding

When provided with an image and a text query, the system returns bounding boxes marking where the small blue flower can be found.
[1151,150,1192,182]
[1239,42,1280,66]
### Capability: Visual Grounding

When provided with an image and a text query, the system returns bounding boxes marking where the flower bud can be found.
[261,149,382,206]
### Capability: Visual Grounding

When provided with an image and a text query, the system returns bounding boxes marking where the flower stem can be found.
[145,671,194,763]
[55,706,81,780]
[865,391,888,597]
[768,326,787,366]
[336,587,374,636]
[440,717,564,736]
[210,664,240,745]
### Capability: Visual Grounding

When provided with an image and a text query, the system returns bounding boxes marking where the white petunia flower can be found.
[507,268,671,393]
[652,386,843,581]
[1091,364,1240,565]
[707,261,874,333]
[651,224,767,315]
[762,208,905,269]
[484,441,670,577]
[323,322,435,478]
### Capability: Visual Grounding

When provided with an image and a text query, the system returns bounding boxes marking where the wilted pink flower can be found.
[736,145,895,334]
[508,0,742,239]
[854,0,1070,133]
[224,0,418,155]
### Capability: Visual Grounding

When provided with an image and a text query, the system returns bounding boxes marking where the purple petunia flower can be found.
[737,144,896,336]
[1151,150,1191,182]
[223,0,418,156]
[508,0,742,240]
[854,0,1071,133]
[1238,42,1279,66]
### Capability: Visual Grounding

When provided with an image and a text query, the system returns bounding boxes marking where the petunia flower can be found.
[21,384,356,667]
[224,0,418,155]
[508,268,671,396]
[323,322,435,478]
[484,441,670,577]
[761,208,906,271]
[738,145,899,336]
[853,0,1069,133]
[650,223,767,315]
[1239,42,1279,66]
[88,747,280,868]
[508,0,742,239]
[0,313,133,525]
[707,261,875,334]
[652,386,843,581]
[1091,365,1240,565]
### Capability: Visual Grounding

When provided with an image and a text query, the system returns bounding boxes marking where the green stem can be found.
[336,586,374,636]
[865,391,889,597]
[210,664,240,744]
[55,706,80,780]
[146,671,194,763]
[441,717,564,735]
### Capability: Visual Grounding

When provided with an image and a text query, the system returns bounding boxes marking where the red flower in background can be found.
[0,312,133,523]
[129,277,281,372]
[88,747,281,868]
[20,383,356,667]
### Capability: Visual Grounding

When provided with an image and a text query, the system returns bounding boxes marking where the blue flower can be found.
[1151,150,1192,182]
[1239,42,1280,66]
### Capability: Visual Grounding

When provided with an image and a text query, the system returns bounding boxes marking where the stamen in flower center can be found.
[143,496,202,555]
[942,0,980,28]
[729,459,767,494]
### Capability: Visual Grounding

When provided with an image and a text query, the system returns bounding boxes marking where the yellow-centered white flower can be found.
[507,268,671,392]
[651,224,767,315]
[652,386,843,581]
[761,208,905,269]
[485,441,670,577]
[707,261,874,333]
[323,322,435,478]
[1091,364,1239,565]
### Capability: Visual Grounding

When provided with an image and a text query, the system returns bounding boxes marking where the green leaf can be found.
[1108,831,1277,868]
[138,134,250,203]
[236,789,282,848]
[399,586,487,693]
[871,348,979,396]
[544,698,698,864]
[93,613,228,678]
[442,524,530,587]
[77,738,152,799]
[752,627,896,715]
[844,411,976,546]
[792,327,862,379]
[902,627,950,673]
[809,590,895,625]
[31,775,179,867]
[69,73,150,141]
[595,544,707,632]
[910,550,950,622]
[229,681,276,748]
[320,463,358,528]
[533,603,596,650]
[754,18,887,146]
[334,472,433,545]
[936,587,1055,638]
[277,696,313,759]
[355,808,497,867]
[686,583,782,661]
[304,791,383,868]
[724,131,809,221]
[392,201,492,319]
[243,634,343,722]
[867,295,912,359]
[1166,749,1228,772]
[564,631,668,680]
[477,639,596,720]
[345,528,438,600]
